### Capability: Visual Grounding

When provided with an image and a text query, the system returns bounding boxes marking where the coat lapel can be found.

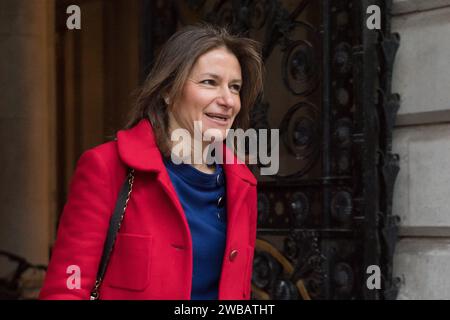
[116,119,189,236]
[221,144,257,243]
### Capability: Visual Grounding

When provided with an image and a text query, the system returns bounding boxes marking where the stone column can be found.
[0,0,56,273]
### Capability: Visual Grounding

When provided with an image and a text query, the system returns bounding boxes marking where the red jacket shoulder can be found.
[76,140,128,191]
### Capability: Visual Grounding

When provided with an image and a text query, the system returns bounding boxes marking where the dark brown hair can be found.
[125,23,264,156]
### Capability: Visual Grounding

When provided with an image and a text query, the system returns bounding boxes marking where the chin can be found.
[203,127,228,142]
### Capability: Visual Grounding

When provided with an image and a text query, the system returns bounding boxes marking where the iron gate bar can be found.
[321,0,332,300]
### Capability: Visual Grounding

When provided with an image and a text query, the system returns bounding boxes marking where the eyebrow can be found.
[199,73,242,84]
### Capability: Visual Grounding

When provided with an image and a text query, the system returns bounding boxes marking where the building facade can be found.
[0,0,449,299]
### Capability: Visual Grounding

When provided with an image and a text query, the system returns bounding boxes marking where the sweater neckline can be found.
[163,157,223,188]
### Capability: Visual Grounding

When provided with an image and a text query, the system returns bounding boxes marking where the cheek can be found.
[234,99,242,116]
[179,95,204,121]
[186,89,212,114]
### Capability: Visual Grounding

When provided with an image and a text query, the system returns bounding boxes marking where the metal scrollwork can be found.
[252,231,326,300]
[278,102,321,178]
[282,22,321,96]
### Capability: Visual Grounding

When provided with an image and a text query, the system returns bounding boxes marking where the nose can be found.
[217,86,236,109]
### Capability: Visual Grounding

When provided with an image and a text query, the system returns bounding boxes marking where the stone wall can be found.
[392,0,450,299]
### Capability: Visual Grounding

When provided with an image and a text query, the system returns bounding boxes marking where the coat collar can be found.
[116,118,257,186]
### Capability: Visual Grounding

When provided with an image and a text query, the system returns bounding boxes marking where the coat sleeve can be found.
[39,149,115,300]
[244,184,258,300]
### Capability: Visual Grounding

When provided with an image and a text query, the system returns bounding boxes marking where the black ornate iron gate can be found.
[141,0,401,300]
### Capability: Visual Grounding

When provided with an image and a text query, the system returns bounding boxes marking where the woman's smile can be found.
[203,111,231,127]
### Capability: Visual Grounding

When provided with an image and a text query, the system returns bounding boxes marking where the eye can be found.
[230,84,241,93]
[201,79,216,85]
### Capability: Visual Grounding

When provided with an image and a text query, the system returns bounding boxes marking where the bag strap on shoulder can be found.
[90,169,135,300]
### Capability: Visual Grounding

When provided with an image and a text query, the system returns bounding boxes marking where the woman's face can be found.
[169,46,242,142]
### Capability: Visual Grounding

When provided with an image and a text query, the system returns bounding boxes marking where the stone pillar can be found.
[0,0,56,273]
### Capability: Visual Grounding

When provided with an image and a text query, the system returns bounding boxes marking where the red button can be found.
[229,249,238,261]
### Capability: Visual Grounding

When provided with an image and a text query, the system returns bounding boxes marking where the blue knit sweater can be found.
[164,158,227,300]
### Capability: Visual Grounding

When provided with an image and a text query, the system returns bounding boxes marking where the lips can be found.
[204,112,230,125]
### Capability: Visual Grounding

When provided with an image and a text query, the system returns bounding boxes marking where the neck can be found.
[192,162,216,174]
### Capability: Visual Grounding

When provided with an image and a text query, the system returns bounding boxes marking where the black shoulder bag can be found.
[90,169,135,300]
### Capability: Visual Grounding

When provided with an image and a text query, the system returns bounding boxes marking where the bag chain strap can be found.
[90,169,135,300]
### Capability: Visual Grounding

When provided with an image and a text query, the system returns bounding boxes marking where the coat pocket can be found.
[105,233,153,291]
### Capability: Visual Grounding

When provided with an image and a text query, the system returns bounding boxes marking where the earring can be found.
[164,96,170,105]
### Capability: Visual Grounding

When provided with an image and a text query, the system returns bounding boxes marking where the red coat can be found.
[39,119,257,300]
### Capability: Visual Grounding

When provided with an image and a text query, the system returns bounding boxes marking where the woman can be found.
[39,24,263,300]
